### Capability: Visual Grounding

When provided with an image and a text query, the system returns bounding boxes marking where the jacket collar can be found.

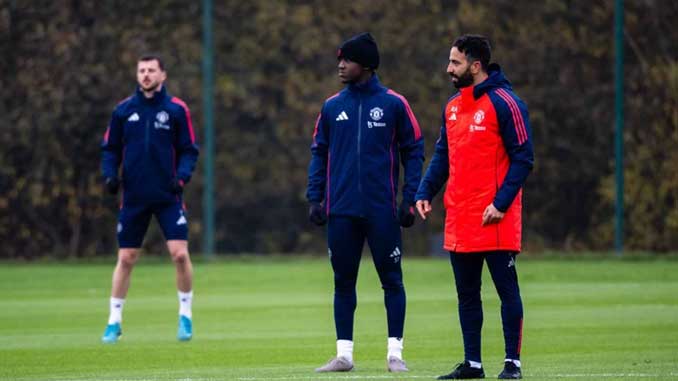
[135,85,167,105]
[472,63,513,99]
[346,74,382,94]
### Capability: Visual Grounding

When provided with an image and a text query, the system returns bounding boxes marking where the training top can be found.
[416,64,534,252]
[307,75,424,218]
[101,86,199,205]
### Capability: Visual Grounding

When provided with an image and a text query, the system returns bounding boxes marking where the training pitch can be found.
[1,256,677,380]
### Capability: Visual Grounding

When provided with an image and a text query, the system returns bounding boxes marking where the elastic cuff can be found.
[492,201,508,213]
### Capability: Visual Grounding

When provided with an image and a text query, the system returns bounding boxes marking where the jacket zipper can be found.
[145,111,150,153]
[357,96,363,211]
[494,144,501,247]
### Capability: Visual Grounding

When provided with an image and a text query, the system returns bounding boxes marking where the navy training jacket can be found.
[306,75,424,218]
[101,86,199,205]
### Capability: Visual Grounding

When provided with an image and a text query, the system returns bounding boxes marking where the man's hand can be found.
[481,203,505,226]
[415,199,432,220]
[104,177,119,195]
[170,178,185,194]
[398,201,416,228]
[308,202,327,226]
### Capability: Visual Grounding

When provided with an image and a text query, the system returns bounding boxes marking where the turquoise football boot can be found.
[177,315,192,341]
[101,322,121,344]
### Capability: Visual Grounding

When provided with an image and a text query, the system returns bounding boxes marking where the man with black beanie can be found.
[306,32,424,373]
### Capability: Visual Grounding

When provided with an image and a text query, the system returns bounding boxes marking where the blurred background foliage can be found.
[0,0,676,258]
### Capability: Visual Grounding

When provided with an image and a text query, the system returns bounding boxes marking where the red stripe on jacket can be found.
[496,89,527,144]
[389,129,396,214]
[312,113,322,145]
[171,97,196,143]
[312,92,341,145]
[325,152,331,215]
[105,96,131,143]
[386,89,422,141]
[117,96,132,105]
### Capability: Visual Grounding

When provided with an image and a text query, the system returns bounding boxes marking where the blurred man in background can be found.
[100,55,199,344]
[306,32,424,373]
[415,35,534,379]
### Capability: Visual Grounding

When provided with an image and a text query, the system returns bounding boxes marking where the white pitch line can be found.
[238,373,678,380]
[238,376,436,380]
[550,374,678,378]
[11,372,678,381]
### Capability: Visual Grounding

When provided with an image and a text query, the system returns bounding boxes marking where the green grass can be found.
[1,257,677,380]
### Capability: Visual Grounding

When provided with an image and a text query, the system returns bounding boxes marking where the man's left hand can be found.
[481,203,505,226]
[398,201,416,228]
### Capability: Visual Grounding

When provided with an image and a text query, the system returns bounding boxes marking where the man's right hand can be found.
[104,177,119,195]
[308,202,327,226]
[170,178,185,195]
[415,199,432,220]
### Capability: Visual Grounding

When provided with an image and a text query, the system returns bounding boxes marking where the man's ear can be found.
[470,61,482,75]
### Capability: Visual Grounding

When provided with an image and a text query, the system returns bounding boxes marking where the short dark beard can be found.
[452,67,474,89]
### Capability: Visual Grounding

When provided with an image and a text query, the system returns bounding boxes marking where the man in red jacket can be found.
[415,35,534,380]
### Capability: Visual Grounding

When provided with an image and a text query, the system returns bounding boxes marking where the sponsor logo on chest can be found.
[367,107,386,128]
[469,110,486,132]
[155,111,170,130]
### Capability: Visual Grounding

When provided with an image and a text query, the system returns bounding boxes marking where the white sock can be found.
[336,339,354,362]
[468,360,482,369]
[387,337,403,359]
[108,297,125,324]
[178,290,193,319]
[505,359,521,367]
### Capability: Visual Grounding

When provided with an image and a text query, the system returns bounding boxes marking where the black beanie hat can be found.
[337,32,380,70]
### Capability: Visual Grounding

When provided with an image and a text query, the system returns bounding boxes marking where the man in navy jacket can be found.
[307,33,424,373]
[100,55,199,344]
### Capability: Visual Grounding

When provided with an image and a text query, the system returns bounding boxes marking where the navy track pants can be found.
[327,215,406,340]
[449,251,523,362]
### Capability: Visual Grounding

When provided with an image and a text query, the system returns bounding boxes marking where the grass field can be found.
[1,256,677,380]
